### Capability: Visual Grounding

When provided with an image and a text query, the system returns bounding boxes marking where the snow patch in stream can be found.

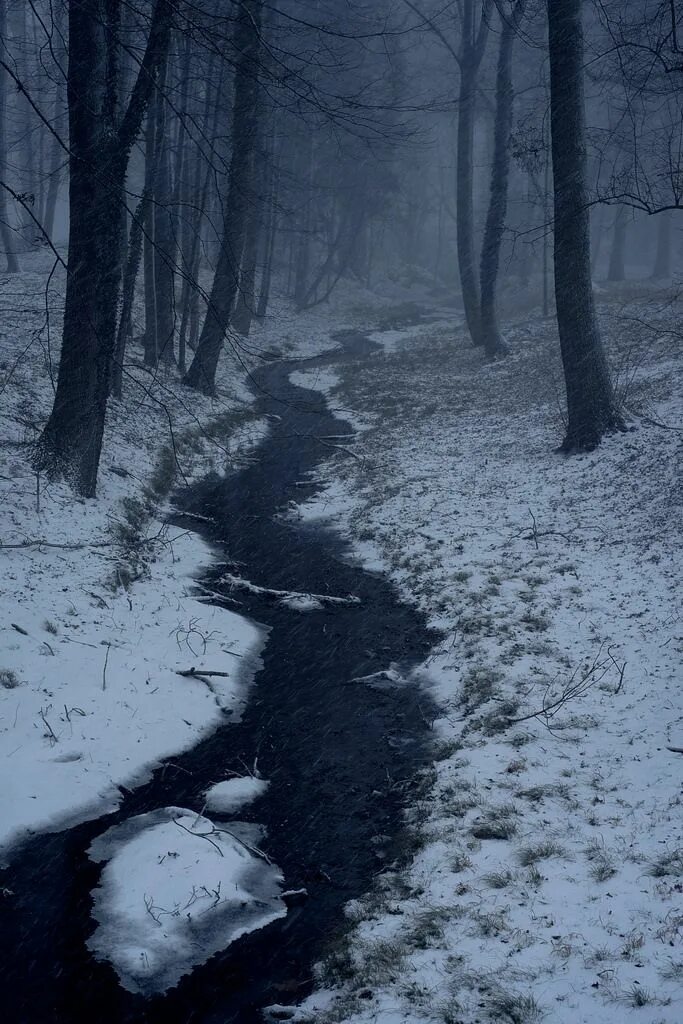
[87,807,286,995]
[289,368,341,393]
[204,775,269,814]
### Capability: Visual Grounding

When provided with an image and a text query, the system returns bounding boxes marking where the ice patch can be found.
[87,807,286,994]
[204,776,269,814]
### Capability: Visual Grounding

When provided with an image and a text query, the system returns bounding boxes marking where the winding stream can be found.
[0,330,438,1023]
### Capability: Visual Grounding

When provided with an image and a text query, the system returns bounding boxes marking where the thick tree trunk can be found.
[184,0,262,394]
[35,0,171,496]
[651,211,672,279]
[607,203,627,282]
[479,2,526,358]
[548,0,624,452]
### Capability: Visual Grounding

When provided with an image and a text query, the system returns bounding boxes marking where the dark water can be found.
[0,330,438,1023]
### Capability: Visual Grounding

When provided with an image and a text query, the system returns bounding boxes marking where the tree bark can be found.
[112,194,146,399]
[143,106,159,366]
[232,106,264,337]
[0,0,19,272]
[548,0,624,452]
[256,143,279,319]
[455,0,492,347]
[479,0,526,358]
[152,57,175,364]
[184,0,262,394]
[35,0,172,497]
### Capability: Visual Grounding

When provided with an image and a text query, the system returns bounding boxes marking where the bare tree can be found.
[184,0,262,394]
[547,0,624,451]
[0,0,19,272]
[479,0,527,358]
[35,0,172,497]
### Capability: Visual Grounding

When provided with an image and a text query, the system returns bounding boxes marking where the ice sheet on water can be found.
[87,806,286,994]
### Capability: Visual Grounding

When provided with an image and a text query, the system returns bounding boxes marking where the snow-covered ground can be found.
[0,253,273,858]
[0,253,434,993]
[288,297,682,1023]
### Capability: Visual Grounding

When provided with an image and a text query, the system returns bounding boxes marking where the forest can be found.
[0,2,681,1023]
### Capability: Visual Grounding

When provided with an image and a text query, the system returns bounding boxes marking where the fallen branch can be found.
[177,668,229,679]
[172,817,223,857]
[1,528,191,553]
[217,571,360,607]
[506,643,625,731]
[211,826,274,865]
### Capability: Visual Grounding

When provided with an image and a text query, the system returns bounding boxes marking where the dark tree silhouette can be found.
[184,0,262,395]
[35,0,172,496]
[547,0,624,451]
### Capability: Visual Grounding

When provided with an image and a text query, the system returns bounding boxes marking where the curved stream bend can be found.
[0,330,439,1024]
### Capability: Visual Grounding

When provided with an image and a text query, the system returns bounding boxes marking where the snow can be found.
[87,807,286,994]
[288,300,683,1023]
[290,368,341,393]
[0,253,267,860]
[204,775,269,814]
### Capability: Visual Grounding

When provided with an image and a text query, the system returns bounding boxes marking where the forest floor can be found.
[0,254,394,859]
[286,291,683,1024]
[1,255,681,1020]
[0,252,276,858]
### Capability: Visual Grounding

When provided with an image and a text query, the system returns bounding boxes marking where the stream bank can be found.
[0,330,439,1023]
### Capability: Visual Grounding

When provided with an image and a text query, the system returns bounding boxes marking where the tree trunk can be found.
[43,78,67,241]
[143,107,159,366]
[184,0,262,394]
[292,132,314,308]
[257,150,279,319]
[607,203,627,282]
[0,0,19,272]
[17,3,37,250]
[35,0,172,496]
[232,195,259,336]
[548,0,624,452]
[455,0,491,346]
[456,55,482,344]
[152,58,175,365]
[232,112,264,337]
[177,61,222,367]
[479,1,526,358]
[651,211,672,279]
[112,195,146,400]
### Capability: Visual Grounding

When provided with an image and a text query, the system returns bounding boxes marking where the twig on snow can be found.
[177,667,229,679]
